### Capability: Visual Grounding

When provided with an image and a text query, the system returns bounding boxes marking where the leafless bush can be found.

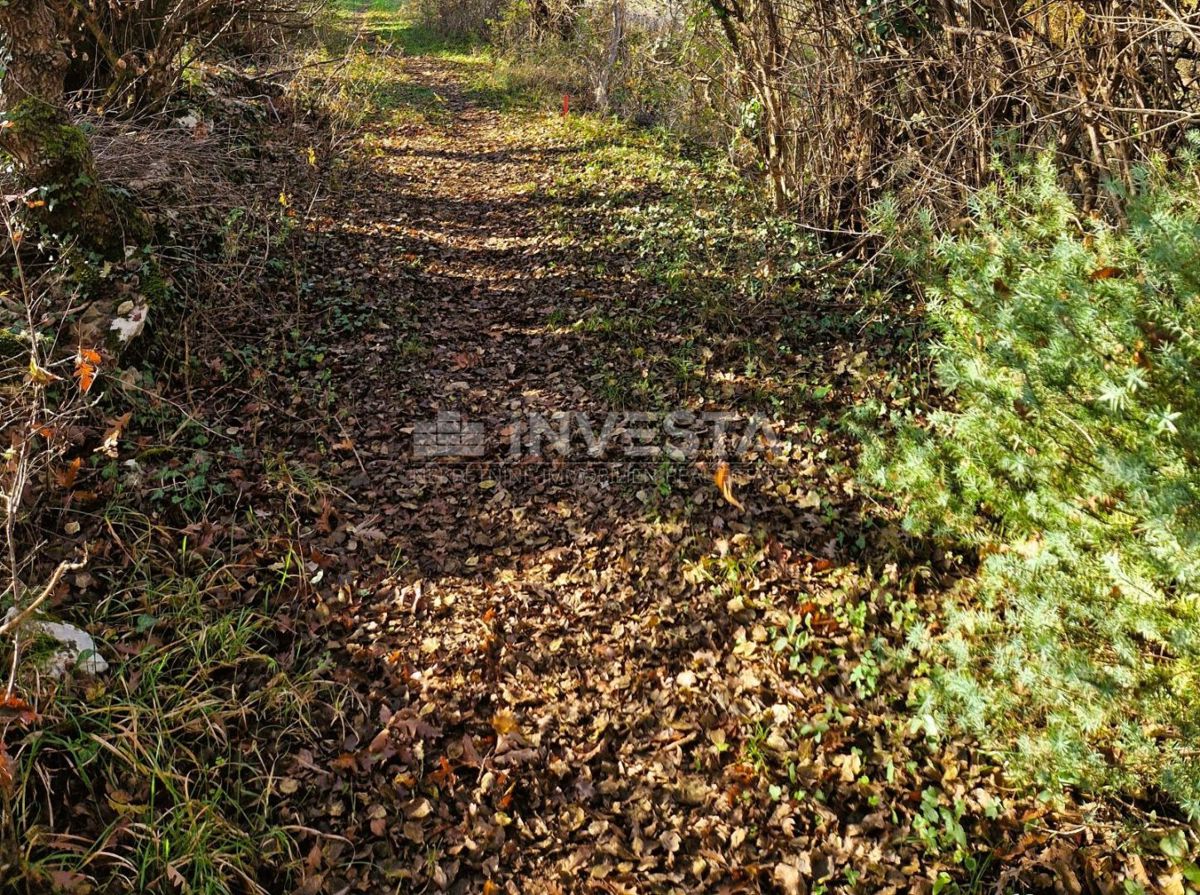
[47,0,328,113]
[412,0,508,39]
[699,0,1200,227]
[497,1,1200,227]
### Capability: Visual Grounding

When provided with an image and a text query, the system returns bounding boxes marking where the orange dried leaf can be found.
[74,349,101,394]
[54,457,83,489]
[713,460,745,512]
[429,755,456,785]
[329,753,358,772]
[0,694,38,725]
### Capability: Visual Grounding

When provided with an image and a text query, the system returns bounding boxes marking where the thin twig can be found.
[0,551,89,639]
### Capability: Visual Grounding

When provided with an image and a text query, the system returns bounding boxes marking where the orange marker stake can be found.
[562,94,570,117]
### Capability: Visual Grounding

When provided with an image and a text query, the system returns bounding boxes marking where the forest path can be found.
[282,36,962,895]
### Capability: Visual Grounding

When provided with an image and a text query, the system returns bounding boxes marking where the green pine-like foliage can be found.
[863,149,1200,816]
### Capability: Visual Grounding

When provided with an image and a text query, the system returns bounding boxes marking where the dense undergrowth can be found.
[0,7,366,892]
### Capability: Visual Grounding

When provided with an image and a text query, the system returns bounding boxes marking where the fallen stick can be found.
[0,550,89,639]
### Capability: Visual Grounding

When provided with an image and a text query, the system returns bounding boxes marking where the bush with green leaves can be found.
[863,149,1200,817]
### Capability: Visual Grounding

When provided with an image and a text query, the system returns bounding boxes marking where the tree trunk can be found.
[0,0,133,257]
[595,0,626,110]
[0,0,68,103]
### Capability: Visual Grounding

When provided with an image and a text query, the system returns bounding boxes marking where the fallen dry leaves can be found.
[239,47,1195,895]
[5,16,1184,890]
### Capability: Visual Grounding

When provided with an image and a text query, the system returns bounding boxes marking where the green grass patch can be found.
[2,513,332,893]
[336,0,486,59]
[310,0,535,123]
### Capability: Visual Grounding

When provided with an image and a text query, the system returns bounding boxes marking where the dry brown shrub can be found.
[45,0,329,113]
[702,0,1200,227]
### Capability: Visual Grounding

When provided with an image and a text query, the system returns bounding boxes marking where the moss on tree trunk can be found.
[0,1,159,384]
[2,99,147,257]
[0,0,147,259]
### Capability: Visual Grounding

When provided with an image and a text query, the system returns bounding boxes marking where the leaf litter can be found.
[14,31,1176,892]
[208,43,1191,895]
